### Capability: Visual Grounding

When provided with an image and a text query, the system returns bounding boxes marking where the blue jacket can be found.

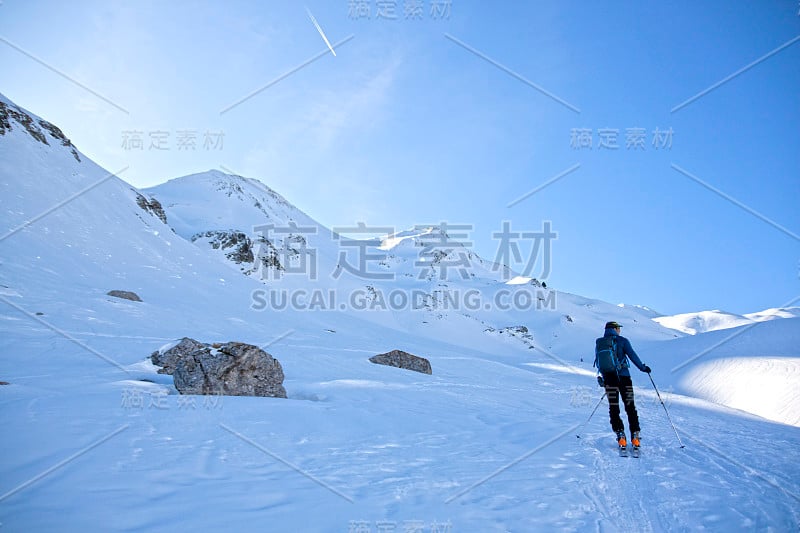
[602,328,646,377]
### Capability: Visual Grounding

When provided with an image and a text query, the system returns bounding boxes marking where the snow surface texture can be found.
[1,94,799,531]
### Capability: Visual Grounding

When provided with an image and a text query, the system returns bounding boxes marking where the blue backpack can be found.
[594,336,625,375]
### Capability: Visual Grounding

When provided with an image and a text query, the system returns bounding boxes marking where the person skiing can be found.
[594,321,651,454]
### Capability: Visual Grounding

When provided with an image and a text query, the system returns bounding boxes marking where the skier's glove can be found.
[643,365,652,374]
[596,375,605,387]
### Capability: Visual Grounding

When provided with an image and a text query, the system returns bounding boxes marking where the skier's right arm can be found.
[622,337,648,372]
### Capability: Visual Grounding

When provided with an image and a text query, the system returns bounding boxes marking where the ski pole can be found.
[576,392,607,439]
[648,373,685,448]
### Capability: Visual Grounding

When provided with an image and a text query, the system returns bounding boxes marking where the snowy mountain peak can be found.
[182,169,293,209]
[145,170,338,281]
[145,170,323,240]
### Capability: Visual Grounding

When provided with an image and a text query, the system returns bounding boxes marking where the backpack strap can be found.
[612,336,630,370]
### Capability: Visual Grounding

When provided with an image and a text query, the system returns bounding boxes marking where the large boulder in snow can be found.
[107,290,142,302]
[151,337,207,375]
[152,338,287,398]
[369,349,432,375]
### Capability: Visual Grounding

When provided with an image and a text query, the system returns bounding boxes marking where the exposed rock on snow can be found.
[369,349,432,375]
[107,290,142,302]
[254,235,284,273]
[152,338,287,398]
[192,230,254,265]
[134,192,168,224]
[0,99,81,161]
[485,325,535,349]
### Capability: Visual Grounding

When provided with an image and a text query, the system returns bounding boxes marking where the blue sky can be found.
[2,0,798,315]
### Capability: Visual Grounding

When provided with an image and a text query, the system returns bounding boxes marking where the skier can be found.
[594,321,651,455]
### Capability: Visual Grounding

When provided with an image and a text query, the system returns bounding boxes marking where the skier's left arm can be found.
[622,338,650,373]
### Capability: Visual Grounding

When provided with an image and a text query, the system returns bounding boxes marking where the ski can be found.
[616,432,628,457]
[631,446,640,458]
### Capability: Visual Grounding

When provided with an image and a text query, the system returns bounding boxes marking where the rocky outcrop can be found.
[107,290,142,302]
[135,192,168,224]
[369,349,432,375]
[251,231,311,277]
[192,230,254,265]
[0,100,81,161]
[37,119,81,161]
[256,237,285,272]
[484,325,534,349]
[500,325,529,336]
[151,338,287,398]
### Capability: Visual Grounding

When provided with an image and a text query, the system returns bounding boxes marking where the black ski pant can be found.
[602,373,640,434]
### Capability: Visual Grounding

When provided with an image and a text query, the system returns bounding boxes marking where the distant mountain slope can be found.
[745,307,800,322]
[654,310,753,334]
[654,307,800,335]
[144,170,324,240]
[145,170,681,358]
[145,170,341,281]
[145,172,518,286]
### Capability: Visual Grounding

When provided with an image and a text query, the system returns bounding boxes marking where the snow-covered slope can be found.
[654,307,800,335]
[640,317,800,426]
[1,95,799,531]
[616,303,663,319]
[654,310,753,334]
[746,307,800,322]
